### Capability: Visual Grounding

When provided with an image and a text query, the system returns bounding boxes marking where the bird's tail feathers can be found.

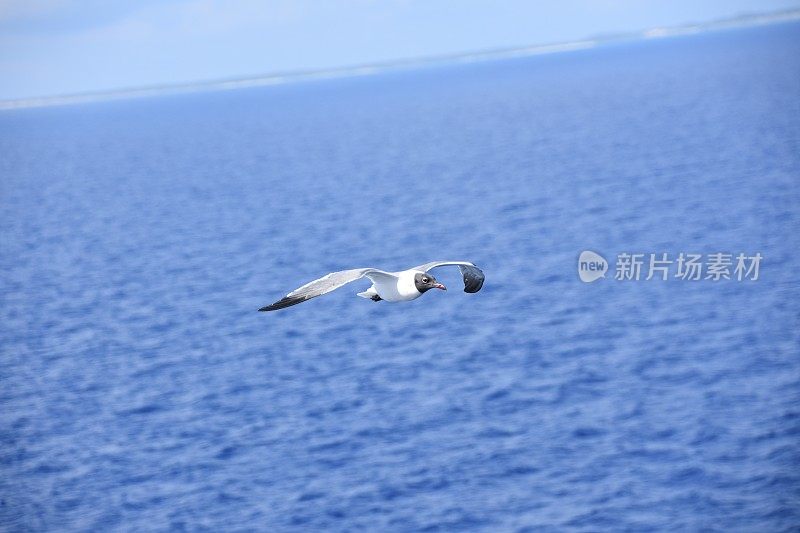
[357,287,378,300]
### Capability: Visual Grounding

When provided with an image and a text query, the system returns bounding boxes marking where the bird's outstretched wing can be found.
[259,268,394,311]
[413,261,485,293]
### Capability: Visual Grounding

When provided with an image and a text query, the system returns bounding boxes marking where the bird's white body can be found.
[357,269,423,302]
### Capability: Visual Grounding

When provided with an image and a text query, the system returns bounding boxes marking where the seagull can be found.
[259,261,484,312]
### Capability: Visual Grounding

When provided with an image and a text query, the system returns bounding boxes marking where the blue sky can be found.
[0,0,797,100]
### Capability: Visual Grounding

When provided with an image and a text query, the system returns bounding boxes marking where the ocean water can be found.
[1,22,799,532]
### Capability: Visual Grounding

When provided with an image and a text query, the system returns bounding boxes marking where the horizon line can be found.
[2,8,798,111]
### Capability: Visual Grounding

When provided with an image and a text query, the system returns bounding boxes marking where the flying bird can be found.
[259,261,484,312]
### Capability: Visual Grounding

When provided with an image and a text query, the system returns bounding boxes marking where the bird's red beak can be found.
[434,283,447,290]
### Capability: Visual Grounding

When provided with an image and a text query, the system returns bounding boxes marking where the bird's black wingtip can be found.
[461,265,485,293]
[463,278,484,293]
[258,295,308,312]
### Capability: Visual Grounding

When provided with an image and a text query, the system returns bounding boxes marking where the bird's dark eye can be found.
[422,277,429,283]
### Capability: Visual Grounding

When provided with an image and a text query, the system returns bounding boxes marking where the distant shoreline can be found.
[2,8,798,111]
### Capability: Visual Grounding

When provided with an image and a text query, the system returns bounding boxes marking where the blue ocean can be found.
[1,22,799,532]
